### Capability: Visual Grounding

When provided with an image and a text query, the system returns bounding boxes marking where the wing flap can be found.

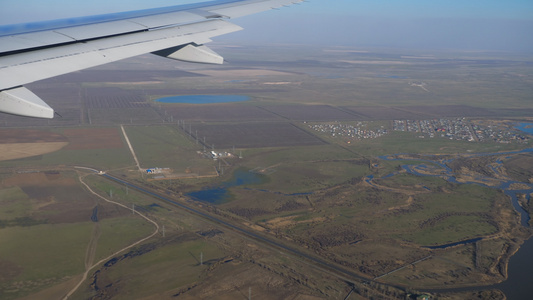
[0,87,54,118]
[153,44,224,64]
[0,19,242,91]
[0,0,305,118]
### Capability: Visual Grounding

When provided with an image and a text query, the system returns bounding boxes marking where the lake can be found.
[155,95,250,104]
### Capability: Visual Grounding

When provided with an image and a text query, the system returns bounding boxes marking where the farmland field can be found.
[0,46,532,299]
[192,122,326,149]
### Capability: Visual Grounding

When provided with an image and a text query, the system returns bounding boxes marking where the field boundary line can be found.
[121,124,142,172]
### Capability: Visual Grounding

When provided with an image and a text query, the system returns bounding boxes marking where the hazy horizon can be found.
[1,0,532,52]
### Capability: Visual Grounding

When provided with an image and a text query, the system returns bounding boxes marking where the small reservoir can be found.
[155,95,250,104]
[188,169,265,204]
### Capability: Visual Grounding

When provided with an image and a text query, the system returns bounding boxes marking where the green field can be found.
[124,125,215,174]
[0,47,532,298]
[0,223,93,299]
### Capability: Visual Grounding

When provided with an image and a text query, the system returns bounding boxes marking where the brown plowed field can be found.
[0,129,67,144]
[261,104,358,121]
[164,104,281,122]
[63,128,124,150]
[193,122,325,149]
[0,129,69,161]
[0,143,68,161]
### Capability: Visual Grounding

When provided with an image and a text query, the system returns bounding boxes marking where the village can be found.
[309,119,530,144]
[308,122,389,140]
[393,118,530,143]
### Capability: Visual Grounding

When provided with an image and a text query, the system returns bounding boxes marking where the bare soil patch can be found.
[0,129,68,161]
[62,128,124,150]
[2,172,130,224]
[163,104,280,122]
[85,87,149,109]
[0,143,68,161]
[401,105,496,118]
[193,122,325,149]
[343,105,498,120]
[193,68,294,77]
[0,259,23,282]
[0,129,66,144]
[343,106,425,120]
[261,105,357,121]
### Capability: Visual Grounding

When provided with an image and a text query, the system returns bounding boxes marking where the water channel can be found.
[188,144,533,297]
[377,148,533,298]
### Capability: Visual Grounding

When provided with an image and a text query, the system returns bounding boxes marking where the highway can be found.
[96,171,401,291]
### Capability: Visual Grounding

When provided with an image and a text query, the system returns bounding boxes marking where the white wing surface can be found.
[0,0,304,118]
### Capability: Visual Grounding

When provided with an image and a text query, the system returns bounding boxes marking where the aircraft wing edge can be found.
[0,0,305,118]
[0,19,242,97]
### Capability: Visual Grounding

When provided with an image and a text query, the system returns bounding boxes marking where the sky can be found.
[1,0,532,52]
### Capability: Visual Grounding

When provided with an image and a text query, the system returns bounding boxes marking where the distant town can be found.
[309,119,530,144]
[308,122,388,140]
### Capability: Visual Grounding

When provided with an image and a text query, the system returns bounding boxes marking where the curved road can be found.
[62,169,160,300]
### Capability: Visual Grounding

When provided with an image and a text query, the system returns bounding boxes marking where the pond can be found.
[187,169,265,204]
[155,95,250,104]
[515,122,533,135]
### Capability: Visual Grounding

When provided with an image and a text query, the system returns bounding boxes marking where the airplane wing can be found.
[0,0,304,118]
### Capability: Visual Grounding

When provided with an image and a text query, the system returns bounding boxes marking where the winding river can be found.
[188,146,533,297]
[375,148,533,297]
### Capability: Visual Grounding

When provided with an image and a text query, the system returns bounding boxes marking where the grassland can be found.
[0,171,156,300]
[0,46,532,299]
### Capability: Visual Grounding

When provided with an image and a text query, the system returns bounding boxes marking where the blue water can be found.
[376,148,533,297]
[188,169,265,204]
[155,95,250,104]
[515,122,533,135]
[379,149,533,226]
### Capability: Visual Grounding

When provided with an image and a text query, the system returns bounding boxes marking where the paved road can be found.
[98,172,397,289]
